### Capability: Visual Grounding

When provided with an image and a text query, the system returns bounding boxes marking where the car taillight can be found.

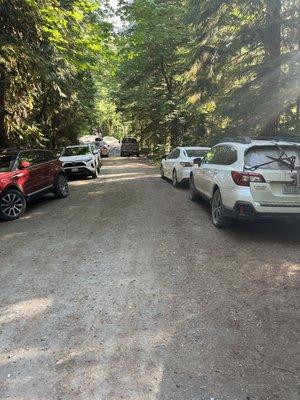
[180,162,193,167]
[231,171,265,186]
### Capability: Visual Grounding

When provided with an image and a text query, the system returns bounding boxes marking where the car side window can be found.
[172,148,180,159]
[167,150,175,159]
[18,151,37,165]
[202,146,237,165]
[224,146,237,165]
[202,148,216,164]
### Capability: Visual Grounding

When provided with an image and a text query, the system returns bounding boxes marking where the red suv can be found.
[0,149,69,221]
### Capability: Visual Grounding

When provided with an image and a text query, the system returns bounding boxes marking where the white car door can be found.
[194,148,217,198]
[164,148,180,178]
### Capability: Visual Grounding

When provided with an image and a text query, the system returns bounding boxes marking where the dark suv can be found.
[0,149,69,221]
[120,138,140,157]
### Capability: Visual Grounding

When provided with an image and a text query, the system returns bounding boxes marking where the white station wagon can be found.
[189,138,300,228]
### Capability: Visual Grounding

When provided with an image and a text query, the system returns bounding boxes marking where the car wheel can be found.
[189,174,199,201]
[54,175,69,198]
[136,153,140,157]
[0,189,26,221]
[211,188,231,228]
[160,164,165,179]
[92,168,99,179]
[172,169,179,187]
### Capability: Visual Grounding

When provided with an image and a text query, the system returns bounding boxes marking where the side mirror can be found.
[162,154,167,160]
[19,161,31,169]
[193,157,202,166]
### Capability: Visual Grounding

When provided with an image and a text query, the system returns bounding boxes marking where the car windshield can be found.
[0,153,17,172]
[62,147,91,156]
[245,145,300,170]
[123,138,137,143]
[186,149,208,157]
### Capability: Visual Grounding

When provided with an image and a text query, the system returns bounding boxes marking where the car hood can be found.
[59,155,93,162]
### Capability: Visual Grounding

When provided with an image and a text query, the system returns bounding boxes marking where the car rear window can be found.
[245,145,300,170]
[0,154,17,172]
[186,149,208,157]
[62,147,91,156]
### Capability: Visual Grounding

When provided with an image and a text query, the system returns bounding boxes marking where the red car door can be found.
[17,151,47,195]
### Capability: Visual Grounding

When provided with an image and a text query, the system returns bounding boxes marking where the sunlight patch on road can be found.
[0,297,53,324]
[280,261,300,277]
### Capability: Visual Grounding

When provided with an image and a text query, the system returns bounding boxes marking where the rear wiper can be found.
[245,142,297,172]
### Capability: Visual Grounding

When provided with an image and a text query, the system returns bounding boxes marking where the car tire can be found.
[91,168,99,179]
[136,153,140,157]
[189,174,199,201]
[160,164,165,179]
[172,169,179,187]
[0,189,26,221]
[54,174,69,198]
[211,188,231,228]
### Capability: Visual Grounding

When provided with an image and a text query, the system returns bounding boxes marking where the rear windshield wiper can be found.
[245,142,297,172]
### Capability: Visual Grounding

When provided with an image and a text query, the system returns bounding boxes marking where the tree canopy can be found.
[0,0,299,150]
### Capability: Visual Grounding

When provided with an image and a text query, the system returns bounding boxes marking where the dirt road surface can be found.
[1,157,299,400]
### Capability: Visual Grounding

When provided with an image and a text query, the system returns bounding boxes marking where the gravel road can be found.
[0,157,299,400]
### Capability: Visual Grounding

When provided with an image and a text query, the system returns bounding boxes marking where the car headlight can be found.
[85,157,93,162]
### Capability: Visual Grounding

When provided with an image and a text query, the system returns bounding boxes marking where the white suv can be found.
[189,138,300,228]
[60,144,101,179]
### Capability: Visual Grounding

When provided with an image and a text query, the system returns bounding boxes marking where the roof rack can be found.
[218,135,300,145]
[220,137,252,144]
[255,136,300,143]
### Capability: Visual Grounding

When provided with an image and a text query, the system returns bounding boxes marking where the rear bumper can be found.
[225,201,300,220]
[177,168,192,182]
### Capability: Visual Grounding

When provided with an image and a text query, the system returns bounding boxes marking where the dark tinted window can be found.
[0,153,17,172]
[36,151,55,163]
[167,148,180,159]
[18,151,38,165]
[186,149,208,158]
[62,146,91,156]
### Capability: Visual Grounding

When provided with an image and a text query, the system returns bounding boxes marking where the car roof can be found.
[66,144,91,148]
[180,146,211,150]
[217,140,300,149]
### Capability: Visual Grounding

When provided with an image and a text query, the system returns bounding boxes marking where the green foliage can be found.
[0,0,114,148]
[0,0,299,149]
[114,0,300,149]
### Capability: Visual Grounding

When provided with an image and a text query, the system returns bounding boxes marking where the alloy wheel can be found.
[172,170,178,186]
[212,190,222,224]
[58,176,69,196]
[0,192,24,218]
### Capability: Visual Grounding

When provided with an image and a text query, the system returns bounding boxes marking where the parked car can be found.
[94,139,109,158]
[120,138,140,157]
[0,148,69,221]
[60,144,101,179]
[189,137,300,228]
[100,143,109,158]
[160,146,210,187]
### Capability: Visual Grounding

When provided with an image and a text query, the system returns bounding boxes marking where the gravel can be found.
[0,157,299,399]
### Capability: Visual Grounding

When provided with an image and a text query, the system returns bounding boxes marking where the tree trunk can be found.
[264,0,281,135]
[0,64,7,148]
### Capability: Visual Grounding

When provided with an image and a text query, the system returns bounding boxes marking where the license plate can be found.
[71,168,78,172]
[283,185,300,194]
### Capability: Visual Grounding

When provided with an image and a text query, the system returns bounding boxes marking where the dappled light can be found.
[0,298,53,325]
